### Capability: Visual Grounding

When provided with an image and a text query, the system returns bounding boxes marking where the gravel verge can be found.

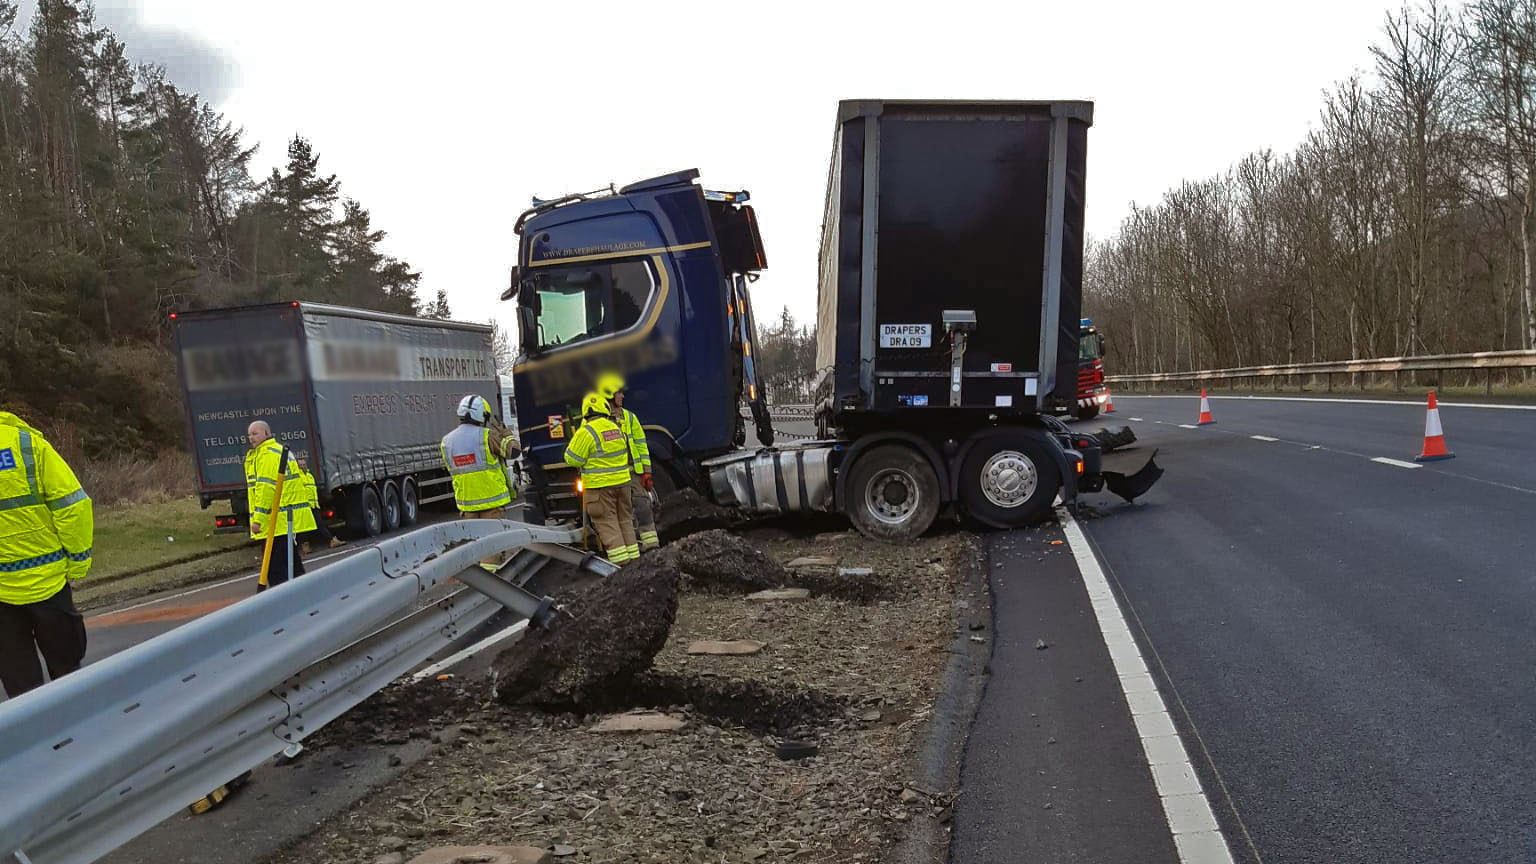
[266,523,979,864]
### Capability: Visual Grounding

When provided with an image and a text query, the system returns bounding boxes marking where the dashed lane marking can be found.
[1178,424,1199,429]
[1371,457,1424,470]
[1059,508,1237,864]
[1129,417,1144,421]
[1250,435,1279,442]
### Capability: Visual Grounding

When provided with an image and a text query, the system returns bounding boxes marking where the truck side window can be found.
[529,259,654,350]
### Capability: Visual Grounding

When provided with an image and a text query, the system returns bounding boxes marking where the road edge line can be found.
[1057,506,1236,864]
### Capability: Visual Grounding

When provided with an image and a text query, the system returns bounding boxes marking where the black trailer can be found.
[705,100,1158,539]
[172,302,503,537]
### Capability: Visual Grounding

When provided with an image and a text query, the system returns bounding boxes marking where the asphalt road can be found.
[1077,395,1536,863]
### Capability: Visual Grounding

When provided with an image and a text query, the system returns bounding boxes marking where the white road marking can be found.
[1177,424,1199,429]
[1058,508,1235,864]
[1113,394,1536,411]
[1129,417,1144,421]
[410,620,528,682]
[1249,435,1279,442]
[1371,457,1423,470]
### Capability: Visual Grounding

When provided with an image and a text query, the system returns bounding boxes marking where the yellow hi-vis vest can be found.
[618,408,650,474]
[245,439,318,540]
[564,415,631,489]
[440,424,513,512]
[0,413,93,604]
[297,468,320,509]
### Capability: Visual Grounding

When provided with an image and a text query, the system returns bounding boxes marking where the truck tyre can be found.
[960,434,1060,529]
[347,485,385,538]
[399,478,420,527]
[381,481,402,532]
[845,445,940,542]
[1075,404,1100,422]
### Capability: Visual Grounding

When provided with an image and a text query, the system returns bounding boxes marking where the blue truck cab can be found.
[507,170,770,521]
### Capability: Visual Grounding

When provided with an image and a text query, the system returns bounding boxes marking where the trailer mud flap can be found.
[1102,450,1162,502]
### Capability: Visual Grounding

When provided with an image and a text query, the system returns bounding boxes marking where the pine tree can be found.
[424,288,452,319]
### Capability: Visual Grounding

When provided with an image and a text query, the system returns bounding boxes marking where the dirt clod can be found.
[672,529,790,594]
[656,489,739,542]
[493,551,680,706]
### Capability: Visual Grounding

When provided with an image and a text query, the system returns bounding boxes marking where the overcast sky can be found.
[59,1,1392,330]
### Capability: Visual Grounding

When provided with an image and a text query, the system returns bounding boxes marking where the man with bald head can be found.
[244,420,314,589]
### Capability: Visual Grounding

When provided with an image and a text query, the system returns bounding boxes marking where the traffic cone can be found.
[1103,390,1116,414]
[1196,389,1216,425]
[1414,392,1454,462]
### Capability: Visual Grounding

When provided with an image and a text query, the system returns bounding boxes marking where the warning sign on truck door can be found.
[879,324,932,348]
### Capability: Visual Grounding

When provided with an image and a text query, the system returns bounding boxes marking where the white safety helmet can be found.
[457,394,491,425]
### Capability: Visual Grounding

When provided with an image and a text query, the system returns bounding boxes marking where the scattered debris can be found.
[861,710,883,722]
[745,588,811,602]
[655,488,739,543]
[1035,638,1050,650]
[686,639,766,656]
[786,556,838,569]
[493,550,680,706]
[590,710,687,734]
[969,635,986,643]
[774,740,819,760]
[673,529,790,594]
[406,847,551,864]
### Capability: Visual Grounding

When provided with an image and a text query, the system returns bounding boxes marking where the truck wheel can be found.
[1075,405,1101,421]
[348,485,385,538]
[399,478,420,527]
[846,445,940,542]
[381,481,402,532]
[960,434,1060,529]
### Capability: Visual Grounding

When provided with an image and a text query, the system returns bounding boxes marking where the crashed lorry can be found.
[506,99,1160,542]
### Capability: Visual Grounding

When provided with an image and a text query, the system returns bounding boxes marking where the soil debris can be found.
[672,529,790,594]
[655,488,739,543]
[492,550,680,706]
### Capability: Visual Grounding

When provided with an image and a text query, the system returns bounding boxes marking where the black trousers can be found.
[261,538,306,589]
[0,583,87,698]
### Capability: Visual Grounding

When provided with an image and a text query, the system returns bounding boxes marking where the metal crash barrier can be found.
[0,519,613,864]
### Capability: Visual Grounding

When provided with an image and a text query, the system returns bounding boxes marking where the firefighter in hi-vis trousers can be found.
[440,394,519,571]
[564,392,638,563]
[596,373,659,552]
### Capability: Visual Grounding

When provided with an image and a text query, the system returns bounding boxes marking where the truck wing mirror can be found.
[501,266,522,301]
[517,304,538,352]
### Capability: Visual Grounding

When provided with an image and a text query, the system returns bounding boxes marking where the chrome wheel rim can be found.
[981,450,1037,509]
[866,468,919,525]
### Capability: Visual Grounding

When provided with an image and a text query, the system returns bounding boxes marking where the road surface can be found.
[956,394,1535,863]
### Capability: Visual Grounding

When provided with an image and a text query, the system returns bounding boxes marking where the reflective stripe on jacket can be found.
[440,424,513,512]
[563,415,631,489]
[0,413,93,604]
[244,440,318,539]
[618,408,650,474]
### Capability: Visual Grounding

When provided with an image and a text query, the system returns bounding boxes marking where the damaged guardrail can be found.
[0,519,614,864]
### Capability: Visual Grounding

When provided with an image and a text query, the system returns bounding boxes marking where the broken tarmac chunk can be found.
[406,846,551,864]
[590,710,686,733]
[746,588,811,602]
[687,639,766,656]
[786,556,838,569]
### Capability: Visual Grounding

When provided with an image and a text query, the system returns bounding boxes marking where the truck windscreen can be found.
[1079,332,1102,361]
[527,259,654,350]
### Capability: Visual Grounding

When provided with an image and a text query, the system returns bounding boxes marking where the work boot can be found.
[300,542,312,555]
[329,537,345,548]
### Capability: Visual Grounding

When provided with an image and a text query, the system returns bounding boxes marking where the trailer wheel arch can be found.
[834,432,949,513]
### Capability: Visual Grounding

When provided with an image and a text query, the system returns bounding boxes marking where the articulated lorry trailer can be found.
[508,99,1159,541]
[172,302,507,538]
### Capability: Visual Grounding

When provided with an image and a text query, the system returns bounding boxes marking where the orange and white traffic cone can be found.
[1414,391,1454,462]
[1103,390,1115,414]
[1196,389,1216,425]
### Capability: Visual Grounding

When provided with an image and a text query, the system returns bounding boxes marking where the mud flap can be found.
[1102,450,1162,502]
[1093,425,1137,453]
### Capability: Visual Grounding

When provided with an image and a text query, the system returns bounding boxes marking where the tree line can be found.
[755,306,817,404]
[0,0,446,457]
[1086,0,1536,377]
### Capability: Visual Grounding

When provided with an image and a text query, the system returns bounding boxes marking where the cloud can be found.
[15,1,241,105]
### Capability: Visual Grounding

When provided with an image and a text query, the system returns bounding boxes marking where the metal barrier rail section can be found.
[0,519,614,864]
[1106,349,1536,386]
